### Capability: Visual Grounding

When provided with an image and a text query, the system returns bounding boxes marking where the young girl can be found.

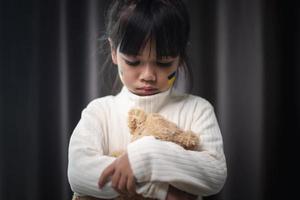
[68,0,227,200]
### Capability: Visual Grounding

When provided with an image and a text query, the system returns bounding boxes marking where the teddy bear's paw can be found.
[128,109,147,134]
[174,131,200,150]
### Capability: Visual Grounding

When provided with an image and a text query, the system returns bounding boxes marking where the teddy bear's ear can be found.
[128,109,147,134]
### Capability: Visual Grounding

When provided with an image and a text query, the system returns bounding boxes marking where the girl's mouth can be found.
[135,87,159,96]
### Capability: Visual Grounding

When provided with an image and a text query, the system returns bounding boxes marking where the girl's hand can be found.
[166,185,197,200]
[98,152,136,194]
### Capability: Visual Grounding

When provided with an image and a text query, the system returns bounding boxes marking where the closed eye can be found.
[125,60,140,66]
[157,62,173,68]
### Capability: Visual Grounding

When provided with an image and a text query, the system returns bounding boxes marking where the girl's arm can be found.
[69,100,171,199]
[98,152,170,199]
[68,101,120,199]
[127,101,227,197]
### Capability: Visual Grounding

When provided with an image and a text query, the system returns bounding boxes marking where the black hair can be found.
[99,0,192,94]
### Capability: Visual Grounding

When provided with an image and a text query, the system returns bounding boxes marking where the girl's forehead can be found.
[119,39,155,57]
[118,37,179,61]
[138,40,156,58]
[120,40,174,58]
[120,51,177,61]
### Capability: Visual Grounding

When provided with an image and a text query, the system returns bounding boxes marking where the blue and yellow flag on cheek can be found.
[168,71,177,86]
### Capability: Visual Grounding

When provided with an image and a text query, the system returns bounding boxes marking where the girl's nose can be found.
[140,64,156,82]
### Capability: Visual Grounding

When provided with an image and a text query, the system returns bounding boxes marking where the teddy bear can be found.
[127,108,200,150]
[74,108,200,200]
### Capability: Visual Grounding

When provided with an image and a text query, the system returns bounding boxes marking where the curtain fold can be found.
[0,0,299,200]
[215,0,263,199]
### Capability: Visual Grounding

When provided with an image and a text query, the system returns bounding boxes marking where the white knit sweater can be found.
[68,86,227,200]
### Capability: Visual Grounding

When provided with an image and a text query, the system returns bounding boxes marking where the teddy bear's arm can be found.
[155,130,199,150]
[141,113,200,150]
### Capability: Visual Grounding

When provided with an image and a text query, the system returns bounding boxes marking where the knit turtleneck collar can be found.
[116,86,172,113]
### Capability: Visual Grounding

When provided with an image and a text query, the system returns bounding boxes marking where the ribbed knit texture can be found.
[68,87,227,200]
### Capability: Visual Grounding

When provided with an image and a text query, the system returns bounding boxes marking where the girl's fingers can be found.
[111,171,121,189]
[98,163,115,189]
[117,175,127,192]
[127,175,136,194]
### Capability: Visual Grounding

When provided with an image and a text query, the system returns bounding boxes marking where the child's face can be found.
[111,40,180,96]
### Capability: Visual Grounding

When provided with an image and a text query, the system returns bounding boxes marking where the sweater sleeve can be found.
[67,100,119,199]
[127,101,227,196]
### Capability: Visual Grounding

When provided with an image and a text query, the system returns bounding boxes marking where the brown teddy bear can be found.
[127,108,199,150]
[73,109,200,200]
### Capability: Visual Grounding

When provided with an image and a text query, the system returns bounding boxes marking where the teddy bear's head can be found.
[128,108,147,135]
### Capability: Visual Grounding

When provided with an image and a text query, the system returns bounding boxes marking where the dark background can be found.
[0,0,299,200]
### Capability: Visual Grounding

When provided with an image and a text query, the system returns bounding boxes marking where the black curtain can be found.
[0,0,299,200]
